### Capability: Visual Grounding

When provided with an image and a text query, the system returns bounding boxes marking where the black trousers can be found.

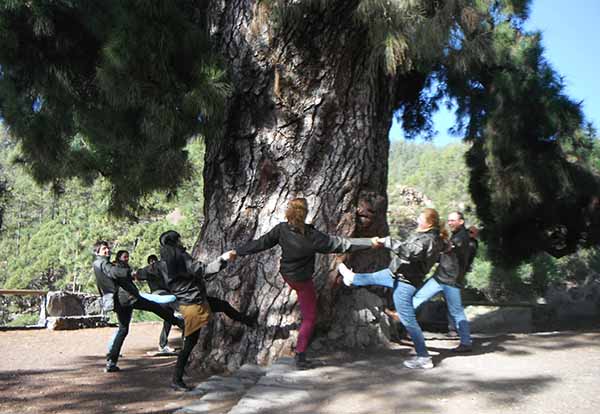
[173,328,201,381]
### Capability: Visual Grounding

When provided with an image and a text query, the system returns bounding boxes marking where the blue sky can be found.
[389,0,600,145]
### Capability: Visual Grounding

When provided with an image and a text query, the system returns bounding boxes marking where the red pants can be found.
[283,276,317,353]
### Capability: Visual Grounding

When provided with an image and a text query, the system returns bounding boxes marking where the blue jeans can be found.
[107,296,182,362]
[413,277,472,346]
[352,268,429,357]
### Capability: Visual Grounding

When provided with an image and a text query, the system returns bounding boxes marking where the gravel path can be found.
[2,324,600,414]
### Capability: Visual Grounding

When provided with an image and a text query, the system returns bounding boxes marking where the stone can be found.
[174,400,233,414]
[46,291,84,317]
[236,363,266,379]
[80,295,103,315]
[466,306,532,333]
[230,385,312,414]
[193,376,245,393]
[200,390,245,402]
[46,315,110,330]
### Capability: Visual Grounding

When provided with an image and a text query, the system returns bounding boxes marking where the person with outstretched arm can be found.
[158,230,236,391]
[136,254,257,354]
[338,208,446,369]
[412,212,474,353]
[92,242,184,373]
[234,197,378,369]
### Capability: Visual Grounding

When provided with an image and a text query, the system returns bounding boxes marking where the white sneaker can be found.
[158,345,176,353]
[403,356,433,369]
[337,263,355,286]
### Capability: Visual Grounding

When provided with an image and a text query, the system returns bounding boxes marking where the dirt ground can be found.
[0,322,203,414]
[2,323,600,414]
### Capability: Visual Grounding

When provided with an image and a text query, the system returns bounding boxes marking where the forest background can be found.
[2,126,600,326]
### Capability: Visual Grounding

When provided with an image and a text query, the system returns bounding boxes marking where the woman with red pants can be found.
[235,197,377,368]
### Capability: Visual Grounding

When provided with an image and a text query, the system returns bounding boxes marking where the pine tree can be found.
[0,1,229,215]
[1,0,597,368]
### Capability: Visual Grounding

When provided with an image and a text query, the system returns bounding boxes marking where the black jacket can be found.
[160,244,227,305]
[466,237,478,274]
[236,222,373,282]
[136,261,171,293]
[383,228,444,287]
[111,261,141,307]
[92,255,140,309]
[433,225,471,287]
[92,255,118,311]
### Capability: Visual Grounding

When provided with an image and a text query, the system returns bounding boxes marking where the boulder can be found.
[46,315,110,330]
[46,291,85,317]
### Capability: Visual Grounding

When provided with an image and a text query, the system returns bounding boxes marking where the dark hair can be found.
[93,240,110,254]
[160,230,181,247]
[115,250,129,262]
[147,254,158,264]
[452,211,465,221]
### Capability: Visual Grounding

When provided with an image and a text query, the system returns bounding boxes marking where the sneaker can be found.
[403,356,433,369]
[337,263,355,286]
[104,361,120,373]
[446,329,459,338]
[158,345,177,354]
[451,343,473,353]
[171,378,192,392]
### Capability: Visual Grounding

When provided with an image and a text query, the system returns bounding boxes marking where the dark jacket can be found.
[111,261,141,307]
[236,222,373,282]
[136,261,170,293]
[383,228,444,287]
[433,225,471,287]
[92,255,140,309]
[466,236,478,274]
[92,255,118,311]
[160,243,227,306]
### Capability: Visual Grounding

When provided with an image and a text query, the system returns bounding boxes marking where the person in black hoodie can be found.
[92,242,184,373]
[158,230,236,391]
[136,254,256,353]
[234,197,377,369]
[338,208,446,370]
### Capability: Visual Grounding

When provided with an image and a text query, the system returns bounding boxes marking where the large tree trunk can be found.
[191,1,398,371]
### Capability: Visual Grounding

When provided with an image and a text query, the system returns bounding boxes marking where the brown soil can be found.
[0,322,206,414]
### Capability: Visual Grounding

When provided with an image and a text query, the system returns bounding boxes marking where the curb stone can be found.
[174,364,267,414]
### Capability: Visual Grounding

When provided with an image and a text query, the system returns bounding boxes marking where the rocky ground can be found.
[1,322,600,414]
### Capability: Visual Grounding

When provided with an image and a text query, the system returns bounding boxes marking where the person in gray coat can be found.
[92,242,183,373]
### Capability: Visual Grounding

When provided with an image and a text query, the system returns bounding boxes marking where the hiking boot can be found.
[104,361,120,373]
[337,263,355,286]
[158,345,177,354]
[452,343,473,353]
[170,379,192,392]
[403,356,434,370]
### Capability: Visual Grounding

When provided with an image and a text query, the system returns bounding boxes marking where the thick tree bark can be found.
[191,1,399,371]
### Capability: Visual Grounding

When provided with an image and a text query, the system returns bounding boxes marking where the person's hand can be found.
[371,237,385,249]
[132,270,139,281]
